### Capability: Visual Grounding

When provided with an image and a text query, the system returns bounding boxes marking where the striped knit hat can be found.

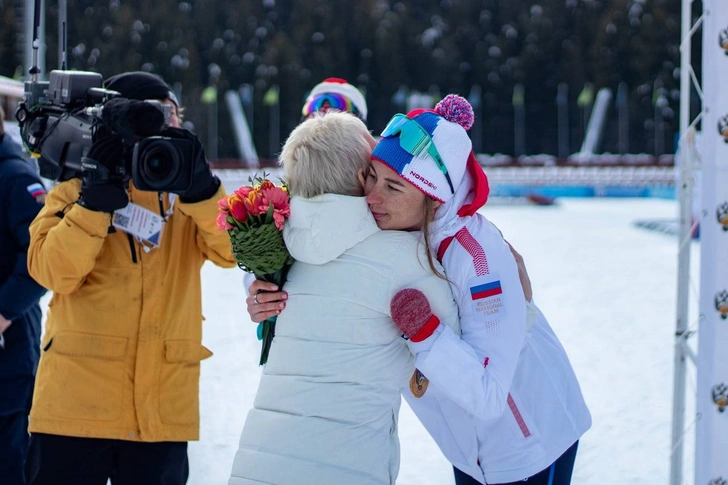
[302,77,368,122]
[372,94,489,213]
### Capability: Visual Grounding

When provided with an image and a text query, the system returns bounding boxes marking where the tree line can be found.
[1,0,687,160]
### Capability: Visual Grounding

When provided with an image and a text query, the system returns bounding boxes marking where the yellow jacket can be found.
[27,178,235,442]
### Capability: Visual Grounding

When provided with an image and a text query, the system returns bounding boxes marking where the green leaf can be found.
[265,202,274,224]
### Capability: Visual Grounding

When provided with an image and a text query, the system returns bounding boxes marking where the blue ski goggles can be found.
[301,93,361,120]
[380,114,454,194]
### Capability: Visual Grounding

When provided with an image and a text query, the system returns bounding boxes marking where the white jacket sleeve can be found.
[409,222,528,422]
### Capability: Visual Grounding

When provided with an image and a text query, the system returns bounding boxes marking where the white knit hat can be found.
[302,77,368,122]
[372,94,490,213]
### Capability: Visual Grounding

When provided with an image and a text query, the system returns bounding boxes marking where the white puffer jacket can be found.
[228,194,460,485]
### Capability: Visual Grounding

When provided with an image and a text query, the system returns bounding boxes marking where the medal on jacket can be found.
[409,369,429,398]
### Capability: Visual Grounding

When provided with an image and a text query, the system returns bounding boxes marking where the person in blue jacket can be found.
[0,105,48,485]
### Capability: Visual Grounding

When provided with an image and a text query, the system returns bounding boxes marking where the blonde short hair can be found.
[280,111,372,198]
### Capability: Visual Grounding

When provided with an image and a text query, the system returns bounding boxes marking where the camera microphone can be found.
[102,97,166,145]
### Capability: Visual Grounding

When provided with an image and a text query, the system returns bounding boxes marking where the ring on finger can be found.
[253,294,260,305]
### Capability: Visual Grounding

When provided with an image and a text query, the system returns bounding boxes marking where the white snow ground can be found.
[40,197,699,484]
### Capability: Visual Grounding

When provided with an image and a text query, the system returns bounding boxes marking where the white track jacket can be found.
[404,172,592,484]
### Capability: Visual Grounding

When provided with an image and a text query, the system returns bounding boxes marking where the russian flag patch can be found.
[470,280,502,300]
[469,274,507,323]
[26,183,46,196]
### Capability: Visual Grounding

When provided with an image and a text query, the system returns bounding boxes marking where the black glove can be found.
[160,127,220,203]
[78,135,129,213]
[102,97,166,145]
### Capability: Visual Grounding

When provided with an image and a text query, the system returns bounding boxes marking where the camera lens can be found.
[132,136,193,192]
[139,140,181,188]
[143,149,173,179]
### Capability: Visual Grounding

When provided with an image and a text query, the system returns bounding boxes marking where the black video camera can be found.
[16,70,195,192]
[131,135,196,192]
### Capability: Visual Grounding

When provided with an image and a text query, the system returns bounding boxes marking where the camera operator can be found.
[0,105,48,485]
[25,71,235,485]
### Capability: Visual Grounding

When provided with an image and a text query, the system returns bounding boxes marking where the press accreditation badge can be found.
[469,273,507,322]
[112,202,164,247]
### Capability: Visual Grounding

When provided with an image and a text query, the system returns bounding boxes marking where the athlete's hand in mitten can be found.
[390,289,441,342]
[78,135,129,213]
[159,127,220,203]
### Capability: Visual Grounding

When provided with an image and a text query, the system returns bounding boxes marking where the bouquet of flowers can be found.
[217,174,293,365]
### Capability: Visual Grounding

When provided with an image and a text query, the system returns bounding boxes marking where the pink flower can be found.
[219,178,291,232]
[216,211,233,231]
[261,186,290,216]
[272,209,286,230]
[255,199,271,215]
[234,186,253,199]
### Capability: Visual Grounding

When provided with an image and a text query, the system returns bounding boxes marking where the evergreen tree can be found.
[0,0,684,159]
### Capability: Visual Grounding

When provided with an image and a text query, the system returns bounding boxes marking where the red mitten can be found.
[390,289,441,342]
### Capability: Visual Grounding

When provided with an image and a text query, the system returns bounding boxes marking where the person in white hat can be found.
[367,94,591,485]
[300,77,368,122]
[241,77,370,294]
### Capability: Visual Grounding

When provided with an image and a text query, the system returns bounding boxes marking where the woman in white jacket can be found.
[364,95,591,485]
[228,111,459,485]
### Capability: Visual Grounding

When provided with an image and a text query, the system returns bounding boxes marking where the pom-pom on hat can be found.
[104,71,179,107]
[372,94,486,206]
[302,77,368,122]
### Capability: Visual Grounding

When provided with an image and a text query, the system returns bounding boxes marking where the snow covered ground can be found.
[189,196,699,484]
[39,196,699,484]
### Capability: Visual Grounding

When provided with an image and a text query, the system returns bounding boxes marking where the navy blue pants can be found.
[0,412,30,485]
[26,433,189,485]
[454,441,579,485]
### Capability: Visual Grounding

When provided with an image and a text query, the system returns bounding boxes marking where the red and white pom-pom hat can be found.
[305,77,368,122]
[372,94,489,215]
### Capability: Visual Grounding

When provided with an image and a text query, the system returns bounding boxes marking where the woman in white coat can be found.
[366,95,591,485]
[228,111,459,485]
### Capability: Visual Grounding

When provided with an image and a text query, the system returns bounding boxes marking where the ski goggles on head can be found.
[380,114,455,194]
[301,93,361,119]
